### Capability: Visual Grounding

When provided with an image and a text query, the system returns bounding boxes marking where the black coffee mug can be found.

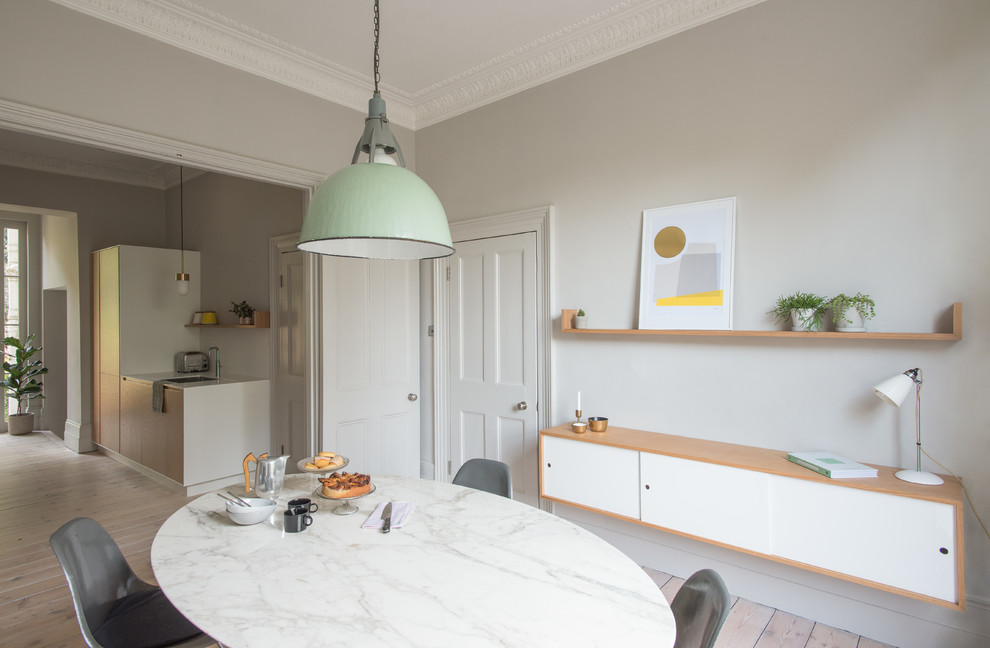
[283,510,313,533]
[287,498,319,514]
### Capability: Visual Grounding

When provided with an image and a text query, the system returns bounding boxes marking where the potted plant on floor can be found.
[230,300,255,325]
[1,334,47,435]
[828,292,876,332]
[769,292,828,332]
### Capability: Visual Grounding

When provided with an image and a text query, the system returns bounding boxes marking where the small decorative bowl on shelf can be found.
[572,421,588,434]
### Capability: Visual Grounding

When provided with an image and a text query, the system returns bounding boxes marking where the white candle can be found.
[577,391,581,410]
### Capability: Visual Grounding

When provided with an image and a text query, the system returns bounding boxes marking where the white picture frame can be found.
[638,197,736,330]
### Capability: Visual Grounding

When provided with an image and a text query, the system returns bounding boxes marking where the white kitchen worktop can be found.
[124,372,268,387]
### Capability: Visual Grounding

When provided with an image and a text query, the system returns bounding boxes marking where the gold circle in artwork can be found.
[654,226,686,258]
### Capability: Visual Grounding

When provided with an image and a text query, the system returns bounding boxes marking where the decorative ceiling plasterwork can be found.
[49,0,766,130]
[0,145,170,189]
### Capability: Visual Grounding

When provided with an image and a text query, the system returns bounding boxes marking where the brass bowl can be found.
[571,422,587,434]
[587,417,608,432]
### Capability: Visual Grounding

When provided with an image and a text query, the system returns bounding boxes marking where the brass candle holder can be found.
[571,409,587,433]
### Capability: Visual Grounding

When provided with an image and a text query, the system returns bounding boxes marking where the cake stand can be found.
[315,483,376,515]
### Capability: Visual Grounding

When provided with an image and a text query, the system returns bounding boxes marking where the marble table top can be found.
[151,474,675,647]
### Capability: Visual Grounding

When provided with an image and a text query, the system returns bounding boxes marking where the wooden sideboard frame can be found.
[539,424,965,610]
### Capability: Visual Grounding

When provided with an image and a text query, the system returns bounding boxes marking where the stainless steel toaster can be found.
[175,351,209,373]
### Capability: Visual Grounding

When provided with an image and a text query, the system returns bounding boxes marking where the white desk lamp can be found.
[873,368,943,485]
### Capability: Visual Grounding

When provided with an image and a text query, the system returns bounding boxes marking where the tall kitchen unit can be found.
[91,245,201,450]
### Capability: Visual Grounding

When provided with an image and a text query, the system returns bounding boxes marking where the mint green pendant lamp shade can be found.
[298,0,453,260]
[300,160,453,260]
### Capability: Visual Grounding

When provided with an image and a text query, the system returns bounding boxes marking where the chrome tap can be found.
[209,346,220,379]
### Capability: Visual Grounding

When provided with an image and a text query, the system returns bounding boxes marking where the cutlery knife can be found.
[381,501,393,533]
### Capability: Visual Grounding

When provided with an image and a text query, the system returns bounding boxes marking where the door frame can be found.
[269,233,319,459]
[431,206,553,482]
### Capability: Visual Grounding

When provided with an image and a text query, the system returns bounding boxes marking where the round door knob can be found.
[408,394,418,401]
[518,401,528,410]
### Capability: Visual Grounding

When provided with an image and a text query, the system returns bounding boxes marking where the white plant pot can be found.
[573,315,588,329]
[6,413,34,435]
[790,308,821,332]
[836,306,866,332]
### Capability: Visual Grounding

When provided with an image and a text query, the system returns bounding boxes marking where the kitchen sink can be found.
[167,376,219,384]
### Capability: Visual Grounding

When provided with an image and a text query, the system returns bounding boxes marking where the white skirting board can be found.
[550,501,990,648]
[62,419,94,454]
[95,446,241,496]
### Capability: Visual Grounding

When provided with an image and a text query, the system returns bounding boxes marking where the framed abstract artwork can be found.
[637,197,736,330]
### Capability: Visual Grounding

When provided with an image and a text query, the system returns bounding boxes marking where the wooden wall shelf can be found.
[186,311,270,329]
[560,303,961,341]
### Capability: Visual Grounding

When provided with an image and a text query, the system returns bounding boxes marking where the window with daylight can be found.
[2,220,27,420]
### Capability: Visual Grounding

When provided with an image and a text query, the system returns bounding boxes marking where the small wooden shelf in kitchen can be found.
[560,303,961,341]
[186,311,270,329]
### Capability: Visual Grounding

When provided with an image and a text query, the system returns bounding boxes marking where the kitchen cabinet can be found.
[118,374,269,494]
[539,425,965,609]
[91,245,201,453]
[119,377,183,482]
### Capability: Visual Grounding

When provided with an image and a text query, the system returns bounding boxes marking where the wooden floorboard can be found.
[2,431,897,648]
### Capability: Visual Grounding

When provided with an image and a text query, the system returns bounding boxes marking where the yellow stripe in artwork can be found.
[656,290,723,306]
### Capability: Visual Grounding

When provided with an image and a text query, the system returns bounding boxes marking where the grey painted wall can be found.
[168,171,305,378]
[415,0,990,644]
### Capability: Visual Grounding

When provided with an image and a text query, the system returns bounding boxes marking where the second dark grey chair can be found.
[670,568,732,648]
[49,517,216,648]
[452,458,513,498]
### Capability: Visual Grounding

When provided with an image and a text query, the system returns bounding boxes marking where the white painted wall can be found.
[416,0,990,645]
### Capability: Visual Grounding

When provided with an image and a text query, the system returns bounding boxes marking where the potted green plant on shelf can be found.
[574,308,588,329]
[828,292,876,332]
[1,334,47,435]
[769,292,828,332]
[230,300,256,325]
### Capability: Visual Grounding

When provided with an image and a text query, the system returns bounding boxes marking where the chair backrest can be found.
[452,458,513,498]
[670,568,731,648]
[49,518,145,647]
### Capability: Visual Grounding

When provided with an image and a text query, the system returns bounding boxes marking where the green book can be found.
[786,451,878,479]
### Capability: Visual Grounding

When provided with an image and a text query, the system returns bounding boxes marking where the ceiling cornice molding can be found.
[414,0,769,127]
[49,0,418,128]
[0,145,168,189]
[49,0,766,130]
[0,98,325,189]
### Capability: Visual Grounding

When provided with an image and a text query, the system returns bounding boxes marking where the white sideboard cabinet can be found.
[539,425,965,609]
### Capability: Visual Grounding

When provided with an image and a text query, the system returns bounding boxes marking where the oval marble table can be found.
[152,474,675,647]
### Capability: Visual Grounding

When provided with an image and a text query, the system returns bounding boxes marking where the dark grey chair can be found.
[49,517,216,648]
[452,458,513,498]
[670,569,731,648]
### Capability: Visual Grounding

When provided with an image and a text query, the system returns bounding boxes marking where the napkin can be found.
[362,501,415,530]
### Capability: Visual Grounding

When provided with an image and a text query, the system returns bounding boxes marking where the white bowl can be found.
[225,498,276,525]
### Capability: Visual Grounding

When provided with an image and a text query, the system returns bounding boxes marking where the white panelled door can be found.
[321,257,420,477]
[276,248,308,469]
[448,232,538,504]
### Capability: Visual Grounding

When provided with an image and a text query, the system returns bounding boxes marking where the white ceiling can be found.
[4,0,766,187]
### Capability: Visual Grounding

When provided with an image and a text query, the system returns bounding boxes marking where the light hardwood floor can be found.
[0,431,895,648]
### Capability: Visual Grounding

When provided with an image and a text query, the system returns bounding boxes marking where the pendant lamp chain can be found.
[373,0,381,94]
